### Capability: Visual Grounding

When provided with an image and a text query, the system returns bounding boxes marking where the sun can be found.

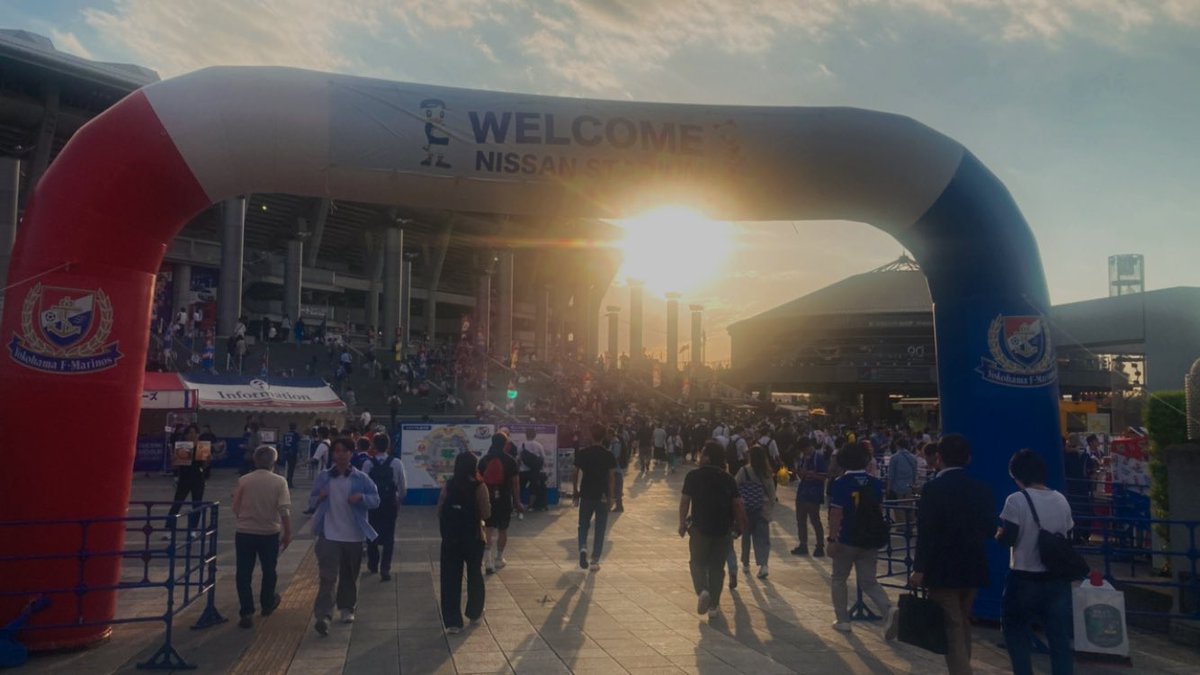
[612,206,735,296]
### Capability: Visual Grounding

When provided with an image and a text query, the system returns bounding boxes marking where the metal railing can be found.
[0,501,226,669]
[849,492,1200,626]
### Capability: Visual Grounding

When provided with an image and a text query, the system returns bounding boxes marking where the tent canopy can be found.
[141,372,197,410]
[180,374,345,414]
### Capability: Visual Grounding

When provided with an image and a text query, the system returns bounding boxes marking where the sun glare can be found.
[612,206,734,296]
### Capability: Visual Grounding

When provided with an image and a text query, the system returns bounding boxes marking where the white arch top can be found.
[142,67,964,230]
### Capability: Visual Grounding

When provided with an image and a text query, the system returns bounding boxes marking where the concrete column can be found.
[401,253,415,347]
[583,283,600,364]
[284,238,303,325]
[382,227,403,347]
[0,158,20,298]
[29,81,59,191]
[690,304,703,370]
[172,263,192,319]
[425,220,454,342]
[496,250,514,364]
[534,286,550,361]
[606,306,620,368]
[551,286,568,360]
[476,272,492,353]
[629,280,645,364]
[217,197,246,337]
[366,243,383,334]
[666,292,681,372]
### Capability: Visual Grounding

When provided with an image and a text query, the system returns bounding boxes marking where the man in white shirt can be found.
[711,422,728,440]
[232,445,292,629]
[995,449,1075,675]
[517,428,548,510]
[756,426,781,466]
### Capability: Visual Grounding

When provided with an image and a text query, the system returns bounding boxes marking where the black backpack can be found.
[440,480,480,543]
[368,456,397,505]
[520,443,545,473]
[849,478,890,549]
[1020,490,1089,580]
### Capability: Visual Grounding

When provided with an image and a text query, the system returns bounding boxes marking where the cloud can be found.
[48,29,94,60]
[75,0,1197,95]
[82,0,385,77]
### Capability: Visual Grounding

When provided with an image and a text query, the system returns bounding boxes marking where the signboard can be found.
[134,437,167,472]
[400,423,494,489]
[1110,436,1150,492]
[182,375,345,413]
[558,448,576,493]
[172,441,194,468]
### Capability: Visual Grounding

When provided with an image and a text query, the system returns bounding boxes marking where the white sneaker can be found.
[832,621,852,633]
[696,590,711,615]
[757,565,769,579]
[882,606,900,641]
[446,625,462,635]
[589,559,601,571]
[339,609,355,624]
[742,563,751,574]
[494,556,507,570]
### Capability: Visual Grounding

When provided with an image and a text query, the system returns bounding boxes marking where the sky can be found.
[3,0,1199,362]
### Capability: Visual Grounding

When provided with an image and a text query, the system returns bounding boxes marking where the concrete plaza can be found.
[20,466,1197,674]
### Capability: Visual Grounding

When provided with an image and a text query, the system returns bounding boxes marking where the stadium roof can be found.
[728,254,932,330]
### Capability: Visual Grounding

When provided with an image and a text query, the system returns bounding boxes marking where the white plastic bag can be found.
[1072,575,1129,657]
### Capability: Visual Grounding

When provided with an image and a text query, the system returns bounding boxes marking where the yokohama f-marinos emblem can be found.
[8,283,123,374]
[977,315,1056,388]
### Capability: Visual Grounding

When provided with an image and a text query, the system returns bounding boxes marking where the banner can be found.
[558,448,576,492]
[182,374,345,413]
[400,423,494,489]
[134,437,167,472]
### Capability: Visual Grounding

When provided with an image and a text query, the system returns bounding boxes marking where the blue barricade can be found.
[0,501,226,669]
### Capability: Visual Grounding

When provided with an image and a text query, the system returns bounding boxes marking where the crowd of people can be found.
[159,350,1095,675]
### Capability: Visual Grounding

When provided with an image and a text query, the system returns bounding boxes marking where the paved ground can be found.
[19,465,1200,674]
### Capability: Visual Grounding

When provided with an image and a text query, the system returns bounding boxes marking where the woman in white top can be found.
[995,449,1075,675]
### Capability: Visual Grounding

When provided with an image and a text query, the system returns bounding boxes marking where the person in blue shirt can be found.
[791,438,828,557]
[307,438,380,635]
[281,423,300,488]
[827,441,898,638]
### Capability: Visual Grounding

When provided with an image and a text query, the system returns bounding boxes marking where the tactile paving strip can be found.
[229,547,320,675]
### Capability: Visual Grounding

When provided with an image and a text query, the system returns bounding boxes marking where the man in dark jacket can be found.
[910,434,995,675]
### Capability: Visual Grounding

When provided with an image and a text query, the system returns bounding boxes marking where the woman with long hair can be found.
[735,444,778,579]
[438,451,491,634]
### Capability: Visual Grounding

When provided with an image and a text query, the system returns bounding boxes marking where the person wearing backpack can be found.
[517,429,547,511]
[995,449,1076,675]
[826,441,898,638]
[362,434,407,582]
[438,451,491,634]
[735,445,777,579]
[478,433,521,574]
[680,441,748,619]
[608,426,628,512]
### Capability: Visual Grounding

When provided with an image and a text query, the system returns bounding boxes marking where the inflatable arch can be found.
[0,67,1061,646]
